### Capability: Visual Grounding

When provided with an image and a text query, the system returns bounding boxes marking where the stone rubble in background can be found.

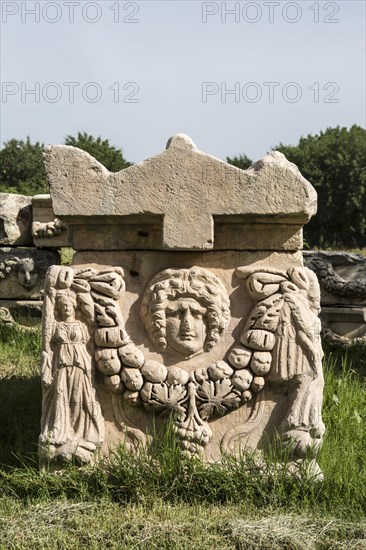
[31,194,68,248]
[0,247,60,300]
[0,193,33,246]
[0,193,62,328]
[304,251,366,346]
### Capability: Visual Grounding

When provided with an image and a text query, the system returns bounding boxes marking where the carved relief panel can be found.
[40,251,325,474]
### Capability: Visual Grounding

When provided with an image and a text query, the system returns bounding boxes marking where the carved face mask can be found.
[165,297,208,357]
[17,260,38,289]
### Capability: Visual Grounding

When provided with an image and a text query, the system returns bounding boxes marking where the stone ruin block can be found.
[0,192,64,328]
[0,193,33,246]
[39,134,325,475]
[0,247,60,300]
[0,299,43,328]
[0,192,69,249]
[305,251,366,346]
[31,194,69,248]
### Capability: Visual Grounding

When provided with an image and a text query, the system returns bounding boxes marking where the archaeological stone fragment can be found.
[0,247,60,300]
[0,193,33,246]
[304,251,366,346]
[31,194,68,248]
[39,134,325,475]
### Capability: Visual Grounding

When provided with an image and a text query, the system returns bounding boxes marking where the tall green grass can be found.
[0,324,42,465]
[0,324,365,548]
[319,345,366,515]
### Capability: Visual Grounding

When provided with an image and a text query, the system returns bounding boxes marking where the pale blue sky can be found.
[1,0,365,163]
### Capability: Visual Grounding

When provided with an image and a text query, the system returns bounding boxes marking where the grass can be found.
[0,324,365,548]
[1,499,365,549]
[0,325,41,466]
[60,247,75,266]
[319,345,366,516]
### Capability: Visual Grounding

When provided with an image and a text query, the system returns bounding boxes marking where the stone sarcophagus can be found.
[39,135,325,473]
[304,251,366,346]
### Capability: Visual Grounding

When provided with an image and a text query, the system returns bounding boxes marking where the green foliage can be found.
[0,325,365,515]
[60,248,74,266]
[319,345,366,516]
[0,326,366,546]
[274,125,366,248]
[0,137,48,195]
[0,324,42,466]
[226,153,252,170]
[0,133,131,195]
[64,132,131,172]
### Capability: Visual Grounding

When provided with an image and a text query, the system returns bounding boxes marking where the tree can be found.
[0,133,132,195]
[226,153,252,170]
[0,137,48,195]
[274,125,366,248]
[64,132,131,172]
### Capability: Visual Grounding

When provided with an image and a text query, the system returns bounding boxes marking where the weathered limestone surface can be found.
[0,195,64,328]
[0,193,33,246]
[0,247,60,299]
[32,194,68,248]
[39,135,325,475]
[304,251,366,346]
[304,251,366,305]
[0,299,43,327]
[44,134,316,251]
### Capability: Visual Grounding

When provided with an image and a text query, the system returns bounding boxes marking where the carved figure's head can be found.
[55,289,77,321]
[141,267,230,358]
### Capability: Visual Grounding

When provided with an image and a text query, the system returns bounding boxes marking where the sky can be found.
[0,0,365,163]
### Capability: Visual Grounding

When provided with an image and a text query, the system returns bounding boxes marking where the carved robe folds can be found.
[39,134,325,474]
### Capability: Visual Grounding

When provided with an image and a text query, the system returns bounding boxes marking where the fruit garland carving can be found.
[49,264,318,456]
